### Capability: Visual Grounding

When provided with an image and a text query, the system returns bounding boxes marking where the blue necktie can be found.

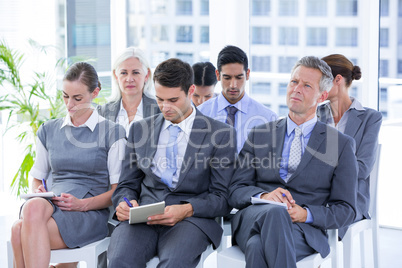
[161,125,181,187]
[286,127,302,182]
[225,106,238,127]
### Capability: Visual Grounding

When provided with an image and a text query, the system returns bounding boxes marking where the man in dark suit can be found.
[229,56,358,268]
[108,58,236,268]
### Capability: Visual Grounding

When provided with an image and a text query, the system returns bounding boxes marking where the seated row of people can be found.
[10,45,381,268]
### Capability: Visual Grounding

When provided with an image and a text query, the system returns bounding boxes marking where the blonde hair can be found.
[110,47,153,102]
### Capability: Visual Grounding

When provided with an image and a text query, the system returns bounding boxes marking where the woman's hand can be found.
[34,184,47,193]
[52,193,88,212]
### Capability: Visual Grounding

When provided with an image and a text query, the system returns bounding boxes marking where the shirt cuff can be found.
[305,207,313,223]
[253,192,267,199]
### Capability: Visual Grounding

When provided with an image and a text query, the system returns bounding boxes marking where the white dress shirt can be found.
[116,98,144,136]
[30,109,127,184]
[151,106,196,188]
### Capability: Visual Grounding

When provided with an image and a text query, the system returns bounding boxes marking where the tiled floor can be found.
[1,192,401,268]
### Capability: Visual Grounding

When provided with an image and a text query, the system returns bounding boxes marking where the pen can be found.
[124,197,133,208]
[42,179,48,192]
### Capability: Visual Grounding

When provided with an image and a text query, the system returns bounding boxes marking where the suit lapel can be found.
[142,94,152,118]
[287,122,326,183]
[274,119,287,183]
[174,110,208,190]
[146,113,164,161]
[344,109,363,139]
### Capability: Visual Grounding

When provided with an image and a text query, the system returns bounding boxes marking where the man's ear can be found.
[246,69,250,80]
[188,84,195,97]
[318,90,328,103]
[216,69,221,81]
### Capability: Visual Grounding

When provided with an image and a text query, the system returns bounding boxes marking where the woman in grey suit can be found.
[317,54,382,228]
[98,47,160,135]
[10,62,126,268]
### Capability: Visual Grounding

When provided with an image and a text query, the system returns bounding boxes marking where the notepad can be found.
[251,197,288,209]
[129,201,166,224]
[20,192,56,200]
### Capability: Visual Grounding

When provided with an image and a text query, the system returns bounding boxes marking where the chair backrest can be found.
[368,144,381,219]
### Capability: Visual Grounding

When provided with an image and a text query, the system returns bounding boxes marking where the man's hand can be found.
[260,187,295,209]
[147,204,194,226]
[287,203,307,223]
[116,199,139,221]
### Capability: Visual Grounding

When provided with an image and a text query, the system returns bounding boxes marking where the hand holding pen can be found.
[115,197,139,222]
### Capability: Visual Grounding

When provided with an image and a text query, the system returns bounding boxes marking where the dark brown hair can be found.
[192,62,217,87]
[153,58,194,95]
[321,54,361,88]
[63,62,101,92]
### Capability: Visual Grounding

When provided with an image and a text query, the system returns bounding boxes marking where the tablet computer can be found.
[129,201,166,224]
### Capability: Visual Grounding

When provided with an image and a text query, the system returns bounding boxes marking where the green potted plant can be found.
[0,40,66,197]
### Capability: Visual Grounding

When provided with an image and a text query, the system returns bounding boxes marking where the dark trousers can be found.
[234,205,316,268]
[108,220,210,268]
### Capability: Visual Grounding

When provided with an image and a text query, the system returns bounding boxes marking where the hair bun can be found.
[352,65,362,81]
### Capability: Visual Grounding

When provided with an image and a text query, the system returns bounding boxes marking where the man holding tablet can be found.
[108,58,236,268]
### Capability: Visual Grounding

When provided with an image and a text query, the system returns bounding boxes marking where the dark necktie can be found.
[225,106,238,127]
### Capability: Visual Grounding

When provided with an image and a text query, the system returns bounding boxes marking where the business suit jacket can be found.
[112,110,236,248]
[317,104,382,221]
[229,118,358,257]
[97,94,161,122]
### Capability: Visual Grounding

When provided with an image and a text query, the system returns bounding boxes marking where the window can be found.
[380,28,389,47]
[350,86,358,99]
[380,87,388,102]
[306,27,327,46]
[398,60,402,74]
[252,0,270,16]
[336,0,358,16]
[252,56,271,72]
[381,0,389,17]
[252,27,271,45]
[306,0,327,16]
[278,105,289,117]
[336,28,358,46]
[176,26,193,42]
[278,27,298,46]
[151,0,167,15]
[252,82,271,95]
[200,0,209,15]
[399,0,402,17]
[200,26,209,43]
[380,59,389,77]
[278,83,288,96]
[278,0,298,16]
[278,56,298,73]
[152,25,169,42]
[176,52,193,65]
[152,51,169,68]
[176,0,192,15]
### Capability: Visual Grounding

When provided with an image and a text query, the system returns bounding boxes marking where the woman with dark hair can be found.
[191,61,218,106]
[10,62,126,268]
[317,54,382,236]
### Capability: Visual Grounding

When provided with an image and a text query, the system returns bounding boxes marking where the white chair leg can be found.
[360,230,367,267]
[7,240,13,268]
[373,224,380,268]
[343,233,354,268]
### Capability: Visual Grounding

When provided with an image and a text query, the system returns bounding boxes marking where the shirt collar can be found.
[61,109,103,132]
[349,97,365,111]
[119,98,144,117]
[286,115,317,137]
[162,105,196,136]
[217,92,249,114]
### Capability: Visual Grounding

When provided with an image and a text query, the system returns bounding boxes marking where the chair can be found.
[341,144,381,268]
[146,244,214,268]
[217,229,338,268]
[7,174,115,268]
[7,237,110,268]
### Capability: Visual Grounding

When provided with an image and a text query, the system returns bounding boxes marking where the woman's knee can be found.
[21,198,52,224]
[11,220,23,246]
